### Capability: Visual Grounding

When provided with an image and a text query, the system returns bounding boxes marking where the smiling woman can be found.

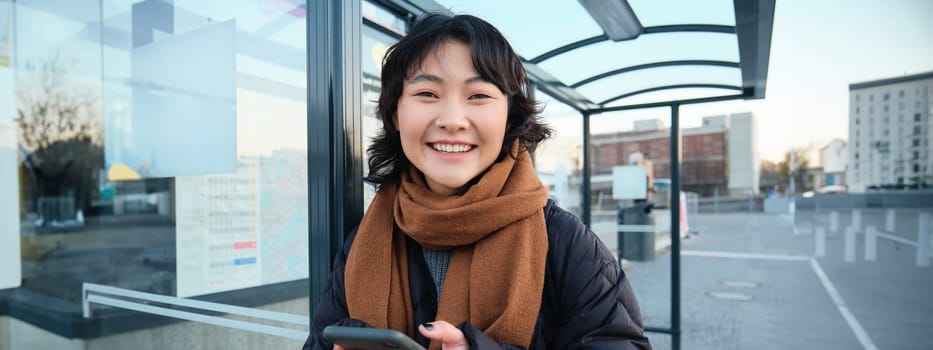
[395,40,509,195]
[304,13,651,350]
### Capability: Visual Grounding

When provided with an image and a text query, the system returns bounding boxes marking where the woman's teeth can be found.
[432,144,473,153]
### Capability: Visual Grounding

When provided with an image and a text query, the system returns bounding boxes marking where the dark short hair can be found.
[364,13,552,186]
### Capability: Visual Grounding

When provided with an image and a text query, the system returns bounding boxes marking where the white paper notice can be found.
[613,165,648,200]
[176,158,261,297]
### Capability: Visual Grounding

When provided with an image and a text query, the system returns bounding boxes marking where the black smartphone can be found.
[322,326,426,350]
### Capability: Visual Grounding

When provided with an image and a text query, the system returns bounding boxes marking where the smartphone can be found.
[322,326,426,350]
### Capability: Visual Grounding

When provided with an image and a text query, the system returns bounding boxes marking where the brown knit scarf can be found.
[344,148,549,349]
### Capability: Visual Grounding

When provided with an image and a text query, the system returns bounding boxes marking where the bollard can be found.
[844,226,856,263]
[918,213,930,267]
[865,226,877,261]
[830,211,839,233]
[815,226,826,257]
[885,209,896,232]
[714,189,719,213]
[852,210,862,233]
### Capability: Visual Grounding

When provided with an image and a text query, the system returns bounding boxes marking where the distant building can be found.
[847,71,933,191]
[818,139,847,188]
[727,113,760,196]
[591,113,758,197]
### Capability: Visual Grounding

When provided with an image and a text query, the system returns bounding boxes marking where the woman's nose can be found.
[436,100,469,131]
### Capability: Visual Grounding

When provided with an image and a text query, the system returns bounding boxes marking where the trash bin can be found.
[617,201,655,262]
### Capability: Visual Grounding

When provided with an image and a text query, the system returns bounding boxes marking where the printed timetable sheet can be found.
[176,158,261,298]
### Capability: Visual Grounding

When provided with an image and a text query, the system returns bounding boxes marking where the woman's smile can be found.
[429,143,474,153]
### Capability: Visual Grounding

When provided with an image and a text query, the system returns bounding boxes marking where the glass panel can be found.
[88,317,307,349]
[362,0,406,35]
[434,0,603,59]
[0,0,19,290]
[15,0,110,300]
[433,0,739,108]
[534,89,583,217]
[10,0,310,340]
[361,18,401,210]
[605,87,743,108]
[588,110,673,348]
[629,0,735,27]
[579,65,742,105]
[539,32,740,86]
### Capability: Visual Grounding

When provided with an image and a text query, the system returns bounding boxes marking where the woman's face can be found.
[395,40,508,196]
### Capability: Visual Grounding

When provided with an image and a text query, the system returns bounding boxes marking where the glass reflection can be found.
[11,0,308,305]
[534,90,584,217]
[361,10,400,210]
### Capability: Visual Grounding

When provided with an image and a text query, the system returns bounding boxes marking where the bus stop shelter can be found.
[307,1,775,349]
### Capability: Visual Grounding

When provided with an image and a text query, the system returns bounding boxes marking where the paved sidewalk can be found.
[607,212,933,350]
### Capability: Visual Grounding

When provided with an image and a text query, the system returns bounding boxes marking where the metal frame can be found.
[582,112,592,225]
[599,83,744,105]
[593,92,749,114]
[307,0,363,317]
[523,61,601,112]
[571,60,740,88]
[668,104,683,348]
[529,34,610,64]
[523,23,746,111]
[585,97,740,350]
[529,24,736,64]
[734,0,775,98]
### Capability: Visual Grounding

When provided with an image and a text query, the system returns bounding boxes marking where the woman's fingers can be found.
[419,321,468,350]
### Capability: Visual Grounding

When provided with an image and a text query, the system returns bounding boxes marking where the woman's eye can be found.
[469,93,491,100]
[415,91,437,98]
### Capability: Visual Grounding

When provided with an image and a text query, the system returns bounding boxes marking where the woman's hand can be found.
[419,321,469,350]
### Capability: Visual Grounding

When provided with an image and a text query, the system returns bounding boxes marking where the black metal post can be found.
[669,103,682,350]
[582,112,592,227]
[339,0,364,259]
[307,0,362,317]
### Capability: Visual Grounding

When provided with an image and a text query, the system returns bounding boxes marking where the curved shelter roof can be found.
[368,0,775,113]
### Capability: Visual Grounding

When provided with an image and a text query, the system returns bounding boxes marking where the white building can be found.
[819,139,847,187]
[727,112,759,195]
[848,72,933,192]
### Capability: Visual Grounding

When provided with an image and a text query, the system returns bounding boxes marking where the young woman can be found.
[303,13,651,350]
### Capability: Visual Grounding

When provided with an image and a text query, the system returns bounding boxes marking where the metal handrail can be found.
[617,224,656,232]
[82,283,310,341]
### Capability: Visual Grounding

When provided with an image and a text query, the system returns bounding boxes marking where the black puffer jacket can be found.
[303,200,651,349]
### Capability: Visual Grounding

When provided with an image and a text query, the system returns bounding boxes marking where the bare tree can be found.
[15,50,101,151]
[759,159,780,191]
[778,148,811,193]
[15,50,103,226]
